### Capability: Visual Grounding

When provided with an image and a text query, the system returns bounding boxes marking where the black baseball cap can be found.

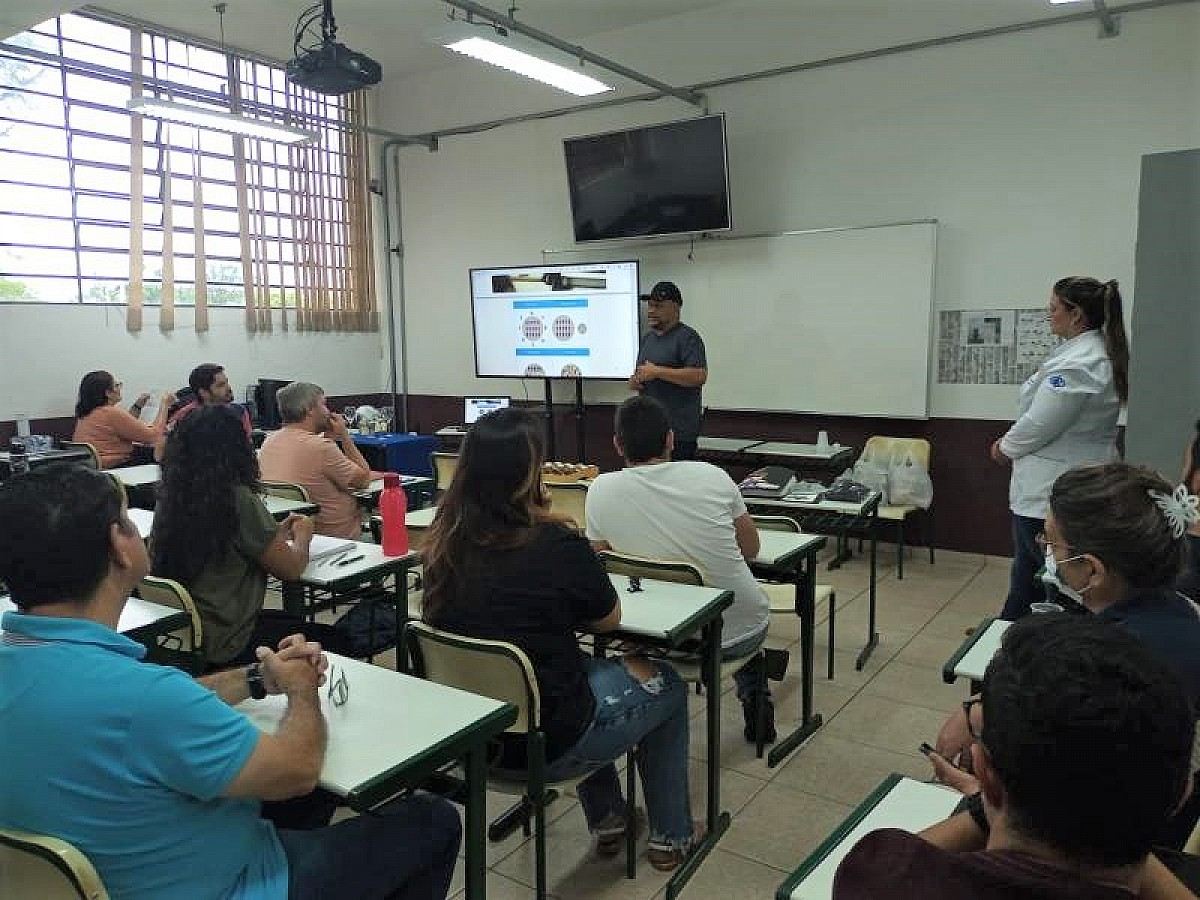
[648,281,682,305]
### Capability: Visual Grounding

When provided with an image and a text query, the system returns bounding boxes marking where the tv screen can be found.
[564,113,731,243]
[469,260,640,380]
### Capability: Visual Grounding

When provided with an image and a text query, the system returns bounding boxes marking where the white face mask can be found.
[1041,548,1091,604]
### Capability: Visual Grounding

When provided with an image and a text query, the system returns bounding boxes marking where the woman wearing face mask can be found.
[932,462,1200,847]
[991,277,1128,621]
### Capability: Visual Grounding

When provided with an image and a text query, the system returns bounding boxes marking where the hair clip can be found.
[1149,486,1200,539]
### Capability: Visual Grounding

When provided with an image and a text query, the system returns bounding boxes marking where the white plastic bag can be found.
[888,446,933,509]
[852,446,891,503]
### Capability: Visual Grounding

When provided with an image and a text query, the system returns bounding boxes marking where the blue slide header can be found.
[516,348,590,357]
[512,298,589,309]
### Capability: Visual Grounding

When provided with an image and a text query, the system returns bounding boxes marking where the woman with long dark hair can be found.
[991,277,1128,620]
[152,404,341,668]
[421,407,696,871]
[72,370,173,468]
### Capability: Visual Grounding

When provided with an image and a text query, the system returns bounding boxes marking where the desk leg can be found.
[463,745,487,900]
[768,551,823,768]
[855,519,880,671]
[826,532,853,571]
[667,615,730,899]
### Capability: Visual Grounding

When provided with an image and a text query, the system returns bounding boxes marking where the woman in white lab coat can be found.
[992,277,1128,619]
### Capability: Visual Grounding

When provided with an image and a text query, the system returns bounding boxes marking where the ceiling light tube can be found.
[429,25,613,96]
[126,97,317,144]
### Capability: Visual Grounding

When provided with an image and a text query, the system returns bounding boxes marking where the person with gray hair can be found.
[259,382,372,539]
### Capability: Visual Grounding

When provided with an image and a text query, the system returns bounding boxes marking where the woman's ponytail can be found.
[1100,280,1129,403]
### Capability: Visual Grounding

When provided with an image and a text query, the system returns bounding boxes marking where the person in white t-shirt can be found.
[586,395,779,744]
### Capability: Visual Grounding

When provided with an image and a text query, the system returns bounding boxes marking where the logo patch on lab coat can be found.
[1047,374,1067,389]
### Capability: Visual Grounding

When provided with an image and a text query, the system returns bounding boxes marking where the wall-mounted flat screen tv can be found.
[563,113,731,243]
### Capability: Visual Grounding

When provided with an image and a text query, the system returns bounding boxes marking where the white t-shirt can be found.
[585,460,769,648]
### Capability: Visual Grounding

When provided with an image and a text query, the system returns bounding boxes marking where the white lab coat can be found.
[1000,329,1120,519]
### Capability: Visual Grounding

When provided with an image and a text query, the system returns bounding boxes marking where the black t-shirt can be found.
[834,829,1138,900]
[637,322,707,441]
[1096,587,1200,708]
[426,522,617,765]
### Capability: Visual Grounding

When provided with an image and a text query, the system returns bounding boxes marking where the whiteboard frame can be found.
[543,219,939,419]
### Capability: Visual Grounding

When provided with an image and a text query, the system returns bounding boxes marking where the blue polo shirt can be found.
[0,611,288,900]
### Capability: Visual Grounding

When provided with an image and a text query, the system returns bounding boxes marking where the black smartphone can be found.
[919,742,935,756]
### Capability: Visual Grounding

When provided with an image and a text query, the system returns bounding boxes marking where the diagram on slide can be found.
[470,261,640,379]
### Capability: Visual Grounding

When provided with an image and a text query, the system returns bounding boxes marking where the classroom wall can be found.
[378,4,1200,422]
[0,304,385,421]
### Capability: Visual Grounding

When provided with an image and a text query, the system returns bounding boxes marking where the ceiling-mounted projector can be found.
[286,0,382,95]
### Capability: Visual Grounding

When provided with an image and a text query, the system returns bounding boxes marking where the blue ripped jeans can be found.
[542,656,693,849]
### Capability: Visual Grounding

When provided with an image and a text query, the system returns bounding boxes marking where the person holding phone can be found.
[931,462,1200,848]
[72,369,175,468]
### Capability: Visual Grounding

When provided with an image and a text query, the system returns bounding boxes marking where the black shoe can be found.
[742,698,777,744]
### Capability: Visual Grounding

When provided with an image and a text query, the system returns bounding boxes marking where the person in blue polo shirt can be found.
[0,464,460,900]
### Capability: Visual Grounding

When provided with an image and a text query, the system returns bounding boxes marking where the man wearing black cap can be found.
[630,281,707,461]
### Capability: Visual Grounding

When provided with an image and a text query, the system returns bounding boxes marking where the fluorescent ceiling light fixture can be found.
[1048,0,1086,4]
[440,34,613,96]
[125,97,316,144]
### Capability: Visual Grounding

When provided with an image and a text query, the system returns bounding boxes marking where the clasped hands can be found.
[629,362,660,390]
[256,633,330,696]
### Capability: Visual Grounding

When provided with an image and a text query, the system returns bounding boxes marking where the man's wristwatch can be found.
[246,663,267,700]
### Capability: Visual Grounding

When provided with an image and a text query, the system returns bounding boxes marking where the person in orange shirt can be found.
[259,382,372,540]
[72,370,174,468]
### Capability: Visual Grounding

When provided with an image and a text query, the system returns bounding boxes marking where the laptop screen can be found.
[464,397,510,425]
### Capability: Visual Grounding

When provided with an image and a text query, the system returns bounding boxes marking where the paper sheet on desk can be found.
[290,535,357,560]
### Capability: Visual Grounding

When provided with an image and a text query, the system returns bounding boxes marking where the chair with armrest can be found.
[430,452,459,495]
[136,575,205,674]
[0,828,109,900]
[546,482,589,530]
[596,550,781,759]
[61,441,100,470]
[861,435,935,579]
[402,621,636,898]
[752,515,838,680]
[261,480,312,503]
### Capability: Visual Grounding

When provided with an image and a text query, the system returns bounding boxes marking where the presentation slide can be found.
[470,260,641,379]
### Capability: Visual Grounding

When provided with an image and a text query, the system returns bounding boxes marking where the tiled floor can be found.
[296,544,1010,899]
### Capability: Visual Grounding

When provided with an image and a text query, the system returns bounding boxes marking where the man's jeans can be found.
[1000,514,1046,621]
[276,792,461,900]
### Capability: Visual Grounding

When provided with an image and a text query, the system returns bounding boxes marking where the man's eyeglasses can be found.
[1034,532,1074,554]
[327,666,349,707]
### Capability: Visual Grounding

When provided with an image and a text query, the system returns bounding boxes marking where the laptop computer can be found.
[464,397,510,425]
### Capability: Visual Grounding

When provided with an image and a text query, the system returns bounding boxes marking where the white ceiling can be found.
[4,1,1128,102]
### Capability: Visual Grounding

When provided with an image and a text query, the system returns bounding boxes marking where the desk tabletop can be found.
[405,506,438,529]
[113,463,162,486]
[435,426,467,437]
[355,474,435,501]
[753,530,826,568]
[351,432,435,447]
[606,573,732,646]
[128,507,154,539]
[296,539,417,585]
[697,437,764,453]
[236,653,515,807]
[944,618,1011,684]
[0,594,181,634]
[263,495,319,518]
[750,441,850,461]
[777,775,961,900]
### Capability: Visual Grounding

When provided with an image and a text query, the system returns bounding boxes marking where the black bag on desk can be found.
[332,587,400,657]
[821,478,872,503]
[739,465,797,499]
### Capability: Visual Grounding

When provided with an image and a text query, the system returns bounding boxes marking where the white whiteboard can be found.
[548,221,937,418]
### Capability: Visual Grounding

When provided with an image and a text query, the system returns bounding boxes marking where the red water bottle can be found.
[379,473,409,557]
